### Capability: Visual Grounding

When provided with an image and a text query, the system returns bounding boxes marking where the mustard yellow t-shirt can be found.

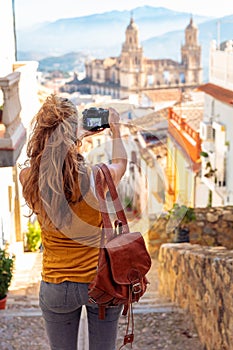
[37,187,102,284]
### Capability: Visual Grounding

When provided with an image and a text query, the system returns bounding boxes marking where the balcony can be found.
[0,72,26,167]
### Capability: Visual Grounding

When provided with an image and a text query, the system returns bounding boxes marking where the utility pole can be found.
[12,0,17,61]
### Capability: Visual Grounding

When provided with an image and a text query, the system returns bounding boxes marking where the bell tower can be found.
[120,16,145,91]
[181,17,202,84]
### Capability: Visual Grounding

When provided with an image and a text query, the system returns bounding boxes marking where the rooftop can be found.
[143,88,182,103]
[198,83,233,106]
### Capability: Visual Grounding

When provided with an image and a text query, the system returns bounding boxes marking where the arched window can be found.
[179,72,185,83]
[147,75,154,86]
[163,71,170,84]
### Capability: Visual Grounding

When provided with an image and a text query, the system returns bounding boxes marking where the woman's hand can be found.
[78,107,120,140]
[107,107,127,186]
[108,107,120,135]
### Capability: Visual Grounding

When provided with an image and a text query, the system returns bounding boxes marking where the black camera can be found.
[82,107,110,131]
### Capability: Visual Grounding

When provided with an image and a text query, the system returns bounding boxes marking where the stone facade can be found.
[0,72,26,167]
[148,206,233,257]
[158,243,233,350]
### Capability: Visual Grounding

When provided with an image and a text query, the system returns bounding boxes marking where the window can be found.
[147,75,154,86]
[163,71,170,84]
[179,72,185,83]
[131,151,137,164]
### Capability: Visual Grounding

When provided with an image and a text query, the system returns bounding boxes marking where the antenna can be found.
[217,20,221,49]
[216,19,233,50]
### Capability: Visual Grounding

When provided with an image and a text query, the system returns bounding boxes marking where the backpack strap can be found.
[94,163,130,242]
[94,163,136,348]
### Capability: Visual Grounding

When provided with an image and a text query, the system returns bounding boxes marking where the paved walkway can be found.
[0,250,204,350]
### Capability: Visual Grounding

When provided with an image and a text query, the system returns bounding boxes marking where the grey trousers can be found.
[39,281,122,350]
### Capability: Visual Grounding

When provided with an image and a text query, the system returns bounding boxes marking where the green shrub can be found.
[124,196,133,210]
[25,220,42,252]
[0,247,15,299]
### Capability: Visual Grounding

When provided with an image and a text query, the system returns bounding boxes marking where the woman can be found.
[19,94,127,350]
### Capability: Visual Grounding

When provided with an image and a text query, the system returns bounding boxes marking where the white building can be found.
[0,1,40,252]
[79,97,170,235]
[198,40,233,206]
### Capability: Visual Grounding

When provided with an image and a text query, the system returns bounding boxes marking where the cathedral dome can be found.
[127,17,138,31]
[186,17,197,30]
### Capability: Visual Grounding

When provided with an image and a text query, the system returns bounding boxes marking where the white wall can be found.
[209,40,233,91]
[0,0,16,77]
[201,91,233,205]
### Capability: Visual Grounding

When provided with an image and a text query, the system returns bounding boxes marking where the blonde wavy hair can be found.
[22,94,90,229]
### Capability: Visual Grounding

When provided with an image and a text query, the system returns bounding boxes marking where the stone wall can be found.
[148,206,233,258]
[158,243,233,350]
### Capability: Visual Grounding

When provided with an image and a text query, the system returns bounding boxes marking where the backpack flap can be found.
[105,231,151,285]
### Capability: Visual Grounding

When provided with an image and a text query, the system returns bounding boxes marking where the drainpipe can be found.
[194,173,197,207]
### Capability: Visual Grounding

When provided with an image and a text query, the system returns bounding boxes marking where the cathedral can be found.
[64,16,203,99]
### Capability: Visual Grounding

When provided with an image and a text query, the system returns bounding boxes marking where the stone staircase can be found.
[1,252,203,350]
[5,252,180,318]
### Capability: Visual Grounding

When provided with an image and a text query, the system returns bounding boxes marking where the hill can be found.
[38,52,88,72]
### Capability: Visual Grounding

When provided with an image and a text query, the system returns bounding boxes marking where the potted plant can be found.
[0,246,15,309]
[166,203,196,243]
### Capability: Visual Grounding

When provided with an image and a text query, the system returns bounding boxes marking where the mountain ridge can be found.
[16,6,233,81]
[16,6,210,56]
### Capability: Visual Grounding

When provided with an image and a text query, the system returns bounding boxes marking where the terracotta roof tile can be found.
[143,89,181,103]
[132,107,168,128]
[198,83,233,105]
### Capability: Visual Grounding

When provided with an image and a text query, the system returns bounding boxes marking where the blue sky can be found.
[15,0,233,29]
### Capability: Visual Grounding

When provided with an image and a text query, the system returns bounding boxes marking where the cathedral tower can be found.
[181,17,202,84]
[119,16,145,91]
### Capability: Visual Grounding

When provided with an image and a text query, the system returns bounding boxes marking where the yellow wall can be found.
[166,136,195,209]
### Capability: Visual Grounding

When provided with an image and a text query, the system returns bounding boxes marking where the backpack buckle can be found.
[132,282,141,294]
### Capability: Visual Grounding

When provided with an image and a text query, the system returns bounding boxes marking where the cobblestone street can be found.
[0,251,204,350]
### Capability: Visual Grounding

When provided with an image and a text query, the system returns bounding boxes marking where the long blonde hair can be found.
[22,94,90,229]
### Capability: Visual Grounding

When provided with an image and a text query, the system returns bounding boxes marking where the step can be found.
[0,302,180,318]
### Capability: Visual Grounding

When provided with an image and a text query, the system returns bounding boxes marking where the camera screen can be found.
[86,117,102,127]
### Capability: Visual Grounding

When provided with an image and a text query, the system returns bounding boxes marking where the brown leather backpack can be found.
[88,163,152,348]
